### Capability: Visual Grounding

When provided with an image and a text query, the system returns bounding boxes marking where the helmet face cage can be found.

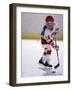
[45,16,54,22]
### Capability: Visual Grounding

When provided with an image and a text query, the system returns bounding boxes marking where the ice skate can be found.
[44,61,52,67]
[39,57,44,65]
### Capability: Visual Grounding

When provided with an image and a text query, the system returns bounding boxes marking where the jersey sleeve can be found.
[41,25,47,36]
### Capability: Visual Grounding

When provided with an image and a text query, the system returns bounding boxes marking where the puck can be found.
[52,71,56,73]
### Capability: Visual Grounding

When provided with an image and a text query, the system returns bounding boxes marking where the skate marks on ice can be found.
[38,66,54,76]
[38,65,62,76]
[21,40,63,77]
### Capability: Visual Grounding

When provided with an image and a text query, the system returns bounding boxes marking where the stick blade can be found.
[54,64,60,69]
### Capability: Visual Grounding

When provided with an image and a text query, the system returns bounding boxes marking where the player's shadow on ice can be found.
[39,67,56,76]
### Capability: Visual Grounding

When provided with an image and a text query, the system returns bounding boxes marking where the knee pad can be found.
[47,50,52,55]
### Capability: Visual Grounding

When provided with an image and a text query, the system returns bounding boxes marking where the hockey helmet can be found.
[45,16,54,22]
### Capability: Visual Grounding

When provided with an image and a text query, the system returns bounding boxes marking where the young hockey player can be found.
[39,16,59,67]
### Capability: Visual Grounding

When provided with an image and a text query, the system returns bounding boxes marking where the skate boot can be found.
[39,57,44,65]
[44,61,52,67]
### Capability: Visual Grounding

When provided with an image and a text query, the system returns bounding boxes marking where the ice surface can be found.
[21,40,63,77]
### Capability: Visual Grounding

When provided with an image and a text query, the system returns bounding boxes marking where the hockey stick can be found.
[54,37,60,69]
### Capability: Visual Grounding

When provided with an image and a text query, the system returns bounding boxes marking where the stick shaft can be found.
[54,37,60,64]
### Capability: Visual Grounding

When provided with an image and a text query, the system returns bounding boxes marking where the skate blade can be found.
[39,64,52,70]
[52,71,56,73]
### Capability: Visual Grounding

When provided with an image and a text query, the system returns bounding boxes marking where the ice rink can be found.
[21,40,63,77]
